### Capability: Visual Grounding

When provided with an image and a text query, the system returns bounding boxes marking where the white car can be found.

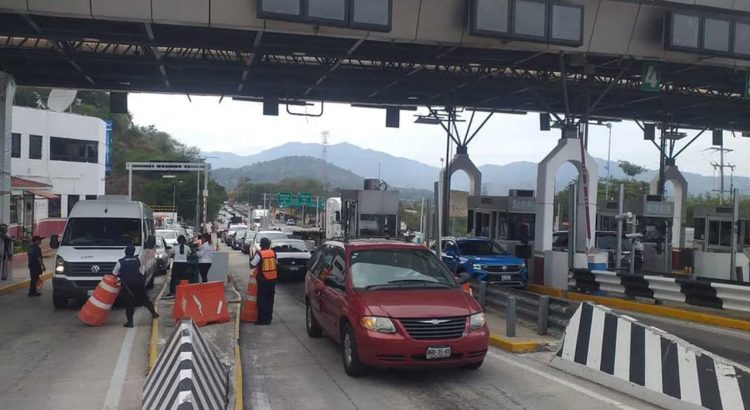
[157,229,179,248]
[249,230,289,257]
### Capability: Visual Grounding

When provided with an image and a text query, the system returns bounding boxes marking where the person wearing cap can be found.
[249,237,278,325]
[113,245,158,328]
[27,235,45,297]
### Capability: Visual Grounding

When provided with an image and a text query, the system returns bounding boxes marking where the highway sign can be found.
[641,63,661,92]
[298,192,312,206]
[278,192,292,206]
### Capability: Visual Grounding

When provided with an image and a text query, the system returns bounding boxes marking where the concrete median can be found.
[551,302,750,410]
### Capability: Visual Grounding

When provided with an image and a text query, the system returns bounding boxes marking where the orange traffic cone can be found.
[78,274,121,326]
[241,276,258,323]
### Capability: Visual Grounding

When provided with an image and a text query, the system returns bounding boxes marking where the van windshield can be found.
[62,218,142,246]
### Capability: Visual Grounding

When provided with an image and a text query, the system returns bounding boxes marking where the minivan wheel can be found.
[52,293,68,309]
[342,323,366,377]
[306,302,323,338]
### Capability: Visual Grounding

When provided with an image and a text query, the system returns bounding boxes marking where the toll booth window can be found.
[507,214,534,241]
[50,137,98,163]
[48,197,61,218]
[703,17,731,53]
[670,13,700,49]
[351,0,391,30]
[472,0,510,35]
[11,133,20,158]
[735,22,750,56]
[720,221,732,247]
[497,213,508,239]
[694,218,705,240]
[258,0,302,18]
[708,220,720,245]
[550,3,583,45]
[513,0,547,40]
[306,0,347,24]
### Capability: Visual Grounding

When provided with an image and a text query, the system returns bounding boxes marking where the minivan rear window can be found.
[62,218,142,246]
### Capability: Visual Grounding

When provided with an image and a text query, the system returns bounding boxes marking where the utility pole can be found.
[708,147,735,203]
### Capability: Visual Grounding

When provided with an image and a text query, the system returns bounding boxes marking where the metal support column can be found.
[195,169,200,228]
[731,188,739,281]
[202,163,209,233]
[128,167,133,200]
[0,73,14,225]
[616,184,624,271]
[568,183,578,271]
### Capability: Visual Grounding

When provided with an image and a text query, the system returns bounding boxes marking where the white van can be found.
[50,197,157,308]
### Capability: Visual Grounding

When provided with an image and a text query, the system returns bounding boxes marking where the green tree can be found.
[617,160,647,179]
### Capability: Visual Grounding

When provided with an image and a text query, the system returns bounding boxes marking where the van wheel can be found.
[306,302,323,338]
[342,323,366,377]
[52,293,68,309]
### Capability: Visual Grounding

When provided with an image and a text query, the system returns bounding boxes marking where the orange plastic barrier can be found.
[78,274,121,326]
[172,281,230,326]
[240,276,258,323]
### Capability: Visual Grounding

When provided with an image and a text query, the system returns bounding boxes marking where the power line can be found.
[707,146,735,203]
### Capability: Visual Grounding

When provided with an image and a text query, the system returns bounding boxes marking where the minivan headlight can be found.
[469,313,486,331]
[55,255,65,274]
[360,316,396,334]
[472,263,483,271]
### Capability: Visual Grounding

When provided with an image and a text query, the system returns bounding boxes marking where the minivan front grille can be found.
[399,317,466,340]
[65,262,117,276]
[484,265,521,273]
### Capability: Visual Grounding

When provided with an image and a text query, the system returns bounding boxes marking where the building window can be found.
[29,135,42,160]
[10,196,19,224]
[68,195,80,215]
[50,137,98,163]
[85,195,98,200]
[11,133,20,158]
[48,197,61,218]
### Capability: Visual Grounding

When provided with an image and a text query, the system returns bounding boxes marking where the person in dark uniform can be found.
[113,245,159,328]
[249,237,278,325]
[27,235,44,297]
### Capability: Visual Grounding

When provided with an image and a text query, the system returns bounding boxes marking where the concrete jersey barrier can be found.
[143,319,228,410]
[556,302,750,410]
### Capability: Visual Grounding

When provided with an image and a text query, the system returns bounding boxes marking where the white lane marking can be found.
[487,351,640,410]
[102,310,143,410]
[561,304,582,361]
[250,351,272,410]
[714,361,744,410]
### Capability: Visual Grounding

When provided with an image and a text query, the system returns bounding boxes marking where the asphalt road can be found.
[0,273,164,410]
[230,252,656,410]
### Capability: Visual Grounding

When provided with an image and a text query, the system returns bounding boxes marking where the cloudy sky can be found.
[129,93,750,179]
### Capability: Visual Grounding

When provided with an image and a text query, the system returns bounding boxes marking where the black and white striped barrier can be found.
[553,302,750,410]
[143,319,228,410]
[569,270,750,313]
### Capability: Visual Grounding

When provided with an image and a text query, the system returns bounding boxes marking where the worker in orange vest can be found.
[249,237,278,325]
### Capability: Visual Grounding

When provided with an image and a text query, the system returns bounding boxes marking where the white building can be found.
[9,106,107,238]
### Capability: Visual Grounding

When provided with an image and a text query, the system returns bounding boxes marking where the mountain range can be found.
[206,142,745,196]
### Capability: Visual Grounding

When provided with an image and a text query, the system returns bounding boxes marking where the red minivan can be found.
[305,239,489,377]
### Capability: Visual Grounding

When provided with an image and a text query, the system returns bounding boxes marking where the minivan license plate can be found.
[426,346,451,359]
[501,275,511,281]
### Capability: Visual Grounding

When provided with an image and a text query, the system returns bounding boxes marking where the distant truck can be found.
[324,182,399,239]
[251,209,270,229]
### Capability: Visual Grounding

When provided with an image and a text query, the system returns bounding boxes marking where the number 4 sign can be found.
[641,63,661,92]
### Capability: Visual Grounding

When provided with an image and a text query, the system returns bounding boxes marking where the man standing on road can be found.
[249,237,278,325]
[27,236,44,297]
[113,245,159,328]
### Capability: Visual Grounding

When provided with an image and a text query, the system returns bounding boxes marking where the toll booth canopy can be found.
[467,190,535,242]
[693,205,750,252]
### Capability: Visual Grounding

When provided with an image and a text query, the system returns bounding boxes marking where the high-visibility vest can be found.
[258,249,278,281]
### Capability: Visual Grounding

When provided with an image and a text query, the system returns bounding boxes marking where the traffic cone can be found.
[78,274,121,326]
[241,276,258,322]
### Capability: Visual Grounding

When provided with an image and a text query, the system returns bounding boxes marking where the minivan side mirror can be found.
[324,275,344,290]
[50,235,60,249]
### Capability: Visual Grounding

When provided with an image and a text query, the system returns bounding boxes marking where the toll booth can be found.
[467,189,535,257]
[339,181,400,239]
[691,205,750,281]
[596,195,677,274]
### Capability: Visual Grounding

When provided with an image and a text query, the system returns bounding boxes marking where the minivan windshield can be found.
[457,240,506,256]
[257,232,288,243]
[351,249,457,290]
[62,218,142,246]
[272,241,308,253]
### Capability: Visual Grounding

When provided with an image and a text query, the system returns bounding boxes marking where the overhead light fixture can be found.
[414,116,441,125]
[712,129,723,146]
[644,123,655,140]
[162,175,177,179]
[386,107,400,128]
[539,113,551,131]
